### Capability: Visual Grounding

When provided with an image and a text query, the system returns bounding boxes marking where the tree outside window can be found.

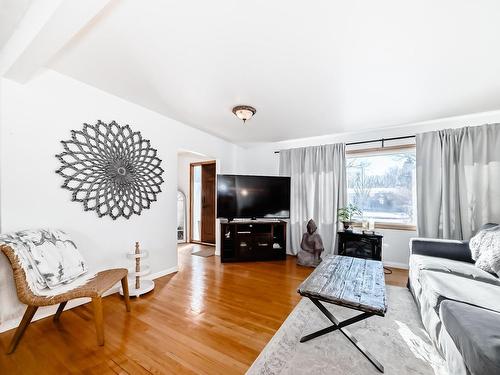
[346,147,416,226]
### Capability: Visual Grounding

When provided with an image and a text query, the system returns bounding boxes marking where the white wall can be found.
[0,78,3,230]
[0,69,237,327]
[235,110,500,268]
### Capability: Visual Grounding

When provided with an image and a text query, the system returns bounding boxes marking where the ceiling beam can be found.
[0,0,111,83]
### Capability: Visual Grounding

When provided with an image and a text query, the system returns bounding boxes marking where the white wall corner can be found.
[0,0,112,82]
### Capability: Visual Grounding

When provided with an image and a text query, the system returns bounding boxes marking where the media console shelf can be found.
[220,220,287,262]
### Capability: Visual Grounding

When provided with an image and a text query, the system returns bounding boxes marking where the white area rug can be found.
[247,286,447,375]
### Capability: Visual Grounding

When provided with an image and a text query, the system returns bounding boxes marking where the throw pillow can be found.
[469,225,500,277]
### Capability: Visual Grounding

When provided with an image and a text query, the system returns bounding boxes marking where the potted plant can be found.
[337,204,361,231]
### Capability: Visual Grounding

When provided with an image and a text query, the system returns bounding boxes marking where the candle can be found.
[362,220,369,230]
[368,219,375,231]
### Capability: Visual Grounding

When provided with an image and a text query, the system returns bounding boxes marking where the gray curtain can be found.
[279,144,347,255]
[416,124,500,240]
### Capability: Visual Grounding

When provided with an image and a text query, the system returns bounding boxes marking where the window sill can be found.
[351,222,416,232]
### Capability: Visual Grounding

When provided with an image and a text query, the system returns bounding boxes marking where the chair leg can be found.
[121,276,131,312]
[53,301,68,322]
[92,297,104,346]
[7,305,38,354]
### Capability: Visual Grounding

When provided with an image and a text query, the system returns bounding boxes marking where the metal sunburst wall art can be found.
[56,120,164,220]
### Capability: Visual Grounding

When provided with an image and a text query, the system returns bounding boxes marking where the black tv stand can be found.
[220,220,287,262]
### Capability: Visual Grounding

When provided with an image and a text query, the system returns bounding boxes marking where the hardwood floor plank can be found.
[0,244,408,374]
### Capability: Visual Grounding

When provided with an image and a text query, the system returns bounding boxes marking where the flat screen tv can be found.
[217,174,290,220]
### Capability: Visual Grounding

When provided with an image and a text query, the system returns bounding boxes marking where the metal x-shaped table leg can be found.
[300,297,385,373]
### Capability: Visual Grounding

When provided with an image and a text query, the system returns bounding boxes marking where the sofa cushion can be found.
[440,300,500,375]
[410,255,500,286]
[410,238,473,263]
[419,271,500,314]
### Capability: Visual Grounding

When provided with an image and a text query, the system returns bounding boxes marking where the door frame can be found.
[189,160,216,246]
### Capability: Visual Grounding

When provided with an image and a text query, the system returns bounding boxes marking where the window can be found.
[346,146,416,229]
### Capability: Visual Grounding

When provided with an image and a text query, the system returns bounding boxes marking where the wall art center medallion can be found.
[55,120,164,220]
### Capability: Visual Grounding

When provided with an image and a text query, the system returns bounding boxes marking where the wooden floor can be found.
[0,244,408,374]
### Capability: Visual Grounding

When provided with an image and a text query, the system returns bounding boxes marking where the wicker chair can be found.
[0,244,131,354]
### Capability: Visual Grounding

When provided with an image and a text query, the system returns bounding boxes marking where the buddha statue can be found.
[297,219,324,267]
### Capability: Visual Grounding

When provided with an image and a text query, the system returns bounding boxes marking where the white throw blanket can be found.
[0,255,24,323]
[0,229,95,323]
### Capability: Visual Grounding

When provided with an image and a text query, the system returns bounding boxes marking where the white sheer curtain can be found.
[279,144,347,255]
[416,124,500,240]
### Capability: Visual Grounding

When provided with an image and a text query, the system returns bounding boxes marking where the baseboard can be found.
[146,265,178,280]
[383,261,409,270]
[0,265,179,334]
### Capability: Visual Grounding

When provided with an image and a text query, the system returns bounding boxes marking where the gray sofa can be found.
[408,227,500,375]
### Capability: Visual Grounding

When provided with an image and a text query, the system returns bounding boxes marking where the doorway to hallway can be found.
[190,161,216,245]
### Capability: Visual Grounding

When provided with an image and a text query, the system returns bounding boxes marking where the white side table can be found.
[119,242,155,297]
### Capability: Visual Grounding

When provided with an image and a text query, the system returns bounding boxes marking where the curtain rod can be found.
[273,135,416,154]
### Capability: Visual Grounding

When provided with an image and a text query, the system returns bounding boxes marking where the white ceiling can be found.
[47,0,500,143]
[0,0,32,50]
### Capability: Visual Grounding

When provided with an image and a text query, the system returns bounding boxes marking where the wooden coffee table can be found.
[297,255,387,373]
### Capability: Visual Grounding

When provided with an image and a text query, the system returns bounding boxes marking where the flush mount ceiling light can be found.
[232,105,256,123]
